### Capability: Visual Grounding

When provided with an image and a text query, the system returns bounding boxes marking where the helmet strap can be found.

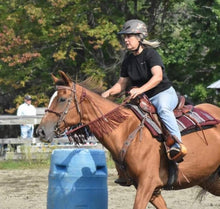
[131,42,142,53]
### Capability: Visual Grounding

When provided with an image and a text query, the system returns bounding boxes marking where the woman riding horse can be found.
[37,70,220,209]
[102,19,187,167]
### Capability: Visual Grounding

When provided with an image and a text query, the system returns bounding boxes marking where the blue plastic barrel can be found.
[47,149,108,209]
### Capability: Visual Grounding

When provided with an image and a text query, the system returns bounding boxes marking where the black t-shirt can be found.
[120,47,172,98]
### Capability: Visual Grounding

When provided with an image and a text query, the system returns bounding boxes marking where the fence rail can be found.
[0,107,46,125]
[0,113,72,144]
[0,115,43,125]
[0,137,69,144]
[0,112,100,159]
[0,112,44,146]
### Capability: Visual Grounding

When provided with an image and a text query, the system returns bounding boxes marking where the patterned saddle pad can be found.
[127,104,220,138]
[177,107,219,135]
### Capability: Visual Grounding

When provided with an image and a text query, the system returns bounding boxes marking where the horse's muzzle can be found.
[36,127,53,143]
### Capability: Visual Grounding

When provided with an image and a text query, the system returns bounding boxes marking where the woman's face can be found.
[123,34,140,51]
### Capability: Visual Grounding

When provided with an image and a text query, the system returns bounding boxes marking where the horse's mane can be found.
[55,76,129,139]
[54,75,106,94]
[79,76,106,94]
[79,77,129,137]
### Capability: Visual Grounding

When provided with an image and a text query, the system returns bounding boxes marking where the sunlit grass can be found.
[0,159,50,169]
[0,150,115,170]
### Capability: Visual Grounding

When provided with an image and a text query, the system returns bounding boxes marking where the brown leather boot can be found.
[168,143,187,163]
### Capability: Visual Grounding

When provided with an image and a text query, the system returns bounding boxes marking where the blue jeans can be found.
[149,86,181,142]
[20,125,34,138]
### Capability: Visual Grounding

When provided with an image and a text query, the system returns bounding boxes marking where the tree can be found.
[0,0,219,114]
[160,0,220,104]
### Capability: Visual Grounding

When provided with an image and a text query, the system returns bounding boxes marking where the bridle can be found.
[45,83,84,136]
[45,82,131,143]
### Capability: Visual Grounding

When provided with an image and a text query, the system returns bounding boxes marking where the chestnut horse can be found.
[37,71,220,209]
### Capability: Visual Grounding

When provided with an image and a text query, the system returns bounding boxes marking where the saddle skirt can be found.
[127,96,220,139]
[177,107,219,135]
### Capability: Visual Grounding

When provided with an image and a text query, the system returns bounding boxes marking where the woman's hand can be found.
[101,90,111,98]
[129,87,142,99]
[129,66,163,99]
[101,77,129,98]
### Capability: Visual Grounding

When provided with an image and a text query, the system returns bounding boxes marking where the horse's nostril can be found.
[37,128,45,137]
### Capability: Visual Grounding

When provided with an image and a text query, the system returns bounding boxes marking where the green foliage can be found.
[81,59,105,80]
[158,0,220,104]
[0,0,220,114]
[190,84,208,103]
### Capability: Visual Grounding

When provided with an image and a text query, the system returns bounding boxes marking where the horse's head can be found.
[36,71,82,142]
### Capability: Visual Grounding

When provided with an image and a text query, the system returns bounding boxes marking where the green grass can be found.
[0,151,115,170]
[0,159,50,169]
[106,151,115,169]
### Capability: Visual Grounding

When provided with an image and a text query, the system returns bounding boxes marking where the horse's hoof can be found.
[114,178,132,186]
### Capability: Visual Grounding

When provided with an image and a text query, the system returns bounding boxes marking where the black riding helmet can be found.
[118,19,148,40]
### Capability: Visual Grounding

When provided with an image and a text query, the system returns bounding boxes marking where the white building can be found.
[207,80,220,94]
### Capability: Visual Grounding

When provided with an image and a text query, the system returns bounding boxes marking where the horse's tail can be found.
[196,166,220,201]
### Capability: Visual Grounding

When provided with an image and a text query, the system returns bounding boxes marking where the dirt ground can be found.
[0,168,219,209]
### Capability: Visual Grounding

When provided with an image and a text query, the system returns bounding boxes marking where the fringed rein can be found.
[88,106,128,138]
[66,93,130,143]
[66,106,128,141]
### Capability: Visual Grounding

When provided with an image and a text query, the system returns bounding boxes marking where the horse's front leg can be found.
[150,189,168,209]
[133,178,161,209]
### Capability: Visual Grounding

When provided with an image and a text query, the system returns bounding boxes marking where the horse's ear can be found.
[51,73,59,83]
[58,70,73,86]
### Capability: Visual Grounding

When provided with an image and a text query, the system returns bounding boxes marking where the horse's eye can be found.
[59,97,66,102]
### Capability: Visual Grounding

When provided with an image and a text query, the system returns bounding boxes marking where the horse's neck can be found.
[81,90,119,121]
[80,90,131,153]
[79,88,162,160]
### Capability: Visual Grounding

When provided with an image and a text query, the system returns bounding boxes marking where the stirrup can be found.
[167,144,187,163]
